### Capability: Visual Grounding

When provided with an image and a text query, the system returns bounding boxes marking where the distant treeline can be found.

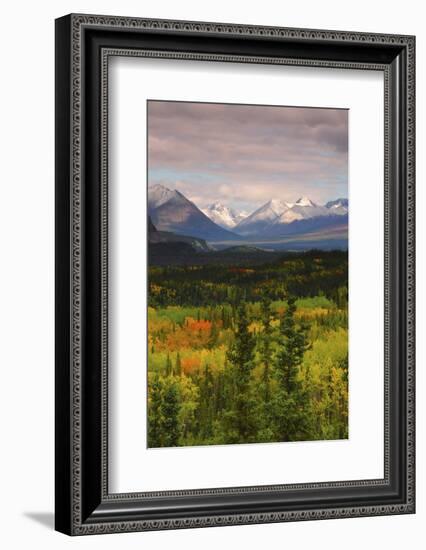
[149,250,348,309]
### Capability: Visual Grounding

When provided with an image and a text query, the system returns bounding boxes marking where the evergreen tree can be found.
[160,379,180,447]
[254,297,276,442]
[175,352,182,376]
[198,364,215,440]
[215,370,226,415]
[225,305,256,442]
[148,374,163,448]
[274,296,309,441]
[276,297,307,393]
[260,297,274,403]
[221,307,227,329]
[165,353,173,376]
[209,321,219,349]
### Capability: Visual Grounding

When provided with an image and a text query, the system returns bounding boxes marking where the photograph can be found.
[147,100,349,448]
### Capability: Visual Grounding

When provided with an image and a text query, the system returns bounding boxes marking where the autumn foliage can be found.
[147,250,349,447]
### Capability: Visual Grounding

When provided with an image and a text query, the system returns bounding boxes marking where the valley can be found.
[147,184,349,448]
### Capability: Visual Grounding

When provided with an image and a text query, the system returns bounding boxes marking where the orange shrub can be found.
[185,317,212,332]
[181,356,201,375]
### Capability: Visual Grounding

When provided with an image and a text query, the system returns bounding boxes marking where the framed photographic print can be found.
[55,14,415,535]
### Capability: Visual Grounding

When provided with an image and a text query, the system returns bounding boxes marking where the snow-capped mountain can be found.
[274,197,329,223]
[325,198,349,216]
[147,184,238,241]
[294,196,315,208]
[148,184,180,210]
[263,197,348,238]
[236,195,348,238]
[201,202,247,229]
[326,198,348,208]
[235,199,292,236]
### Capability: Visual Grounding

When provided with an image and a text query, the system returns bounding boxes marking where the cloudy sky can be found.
[147,100,348,213]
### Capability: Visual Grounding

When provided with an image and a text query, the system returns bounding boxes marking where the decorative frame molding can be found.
[55,14,415,535]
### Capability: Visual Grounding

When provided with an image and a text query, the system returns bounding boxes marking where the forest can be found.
[147,249,348,447]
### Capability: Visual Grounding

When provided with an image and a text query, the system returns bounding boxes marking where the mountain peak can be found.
[210,201,225,209]
[148,186,239,241]
[202,202,247,229]
[266,198,291,213]
[234,198,290,235]
[150,183,168,191]
[149,183,177,196]
[148,184,190,212]
[295,196,316,207]
[326,198,349,209]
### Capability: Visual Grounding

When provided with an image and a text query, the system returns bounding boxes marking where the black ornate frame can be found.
[55,14,415,535]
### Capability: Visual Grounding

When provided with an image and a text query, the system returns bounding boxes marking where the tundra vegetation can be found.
[147,250,348,447]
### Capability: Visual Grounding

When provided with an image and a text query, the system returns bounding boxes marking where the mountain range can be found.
[148,184,348,247]
[236,196,348,237]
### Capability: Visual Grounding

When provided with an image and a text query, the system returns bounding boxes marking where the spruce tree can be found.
[274,296,309,441]
[221,307,226,329]
[209,321,219,349]
[276,297,306,392]
[254,297,276,442]
[160,379,180,447]
[175,352,182,376]
[148,374,163,448]
[198,364,214,440]
[260,297,273,403]
[225,304,256,443]
[165,353,173,376]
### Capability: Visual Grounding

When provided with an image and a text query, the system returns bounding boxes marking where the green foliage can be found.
[275,297,308,393]
[147,374,163,448]
[160,379,180,447]
[225,305,257,443]
[300,328,349,440]
[147,251,349,448]
[259,297,273,403]
[148,250,348,309]
[273,296,311,441]
[175,352,182,376]
[295,296,335,309]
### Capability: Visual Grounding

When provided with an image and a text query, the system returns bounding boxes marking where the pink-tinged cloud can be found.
[147,100,348,211]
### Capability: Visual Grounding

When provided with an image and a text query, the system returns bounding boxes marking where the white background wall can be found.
[0,0,423,548]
